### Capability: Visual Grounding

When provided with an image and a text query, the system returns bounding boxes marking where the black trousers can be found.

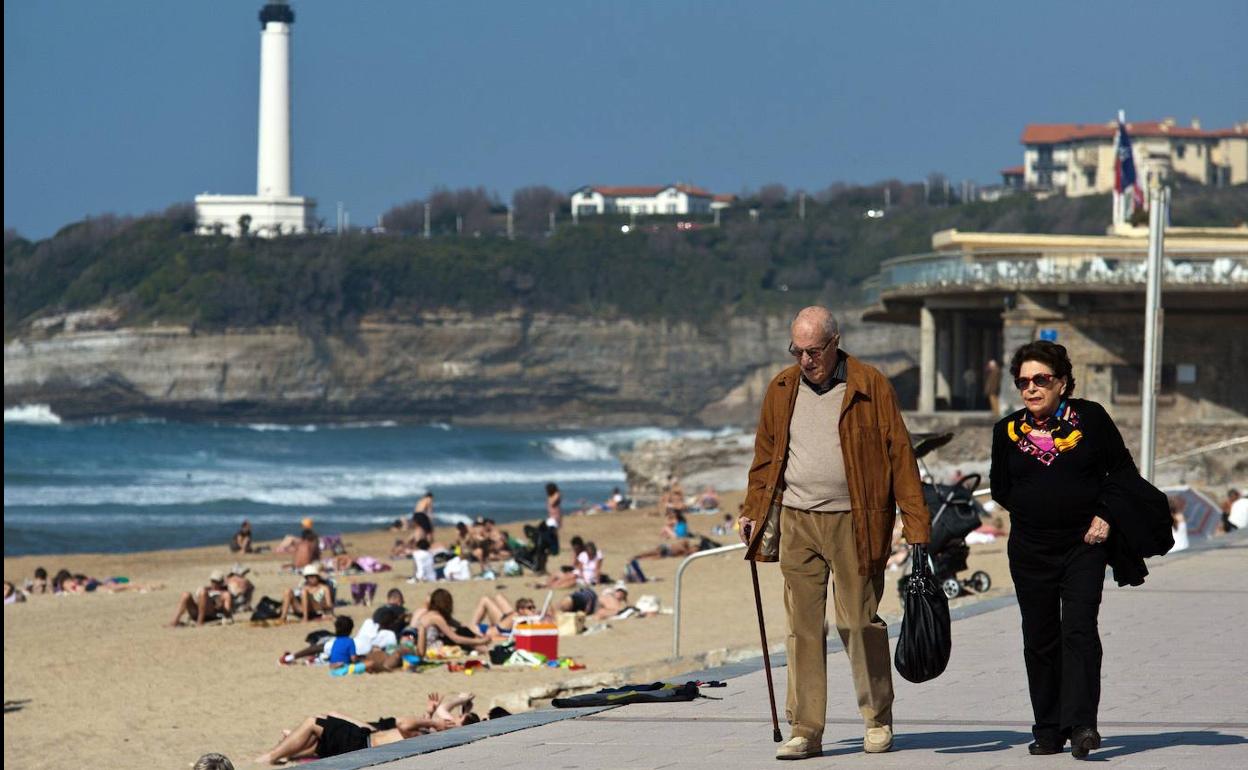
[1008,533,1107,742]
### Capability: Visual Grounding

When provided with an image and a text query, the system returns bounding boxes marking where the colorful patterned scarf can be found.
[1006,400,1084,467]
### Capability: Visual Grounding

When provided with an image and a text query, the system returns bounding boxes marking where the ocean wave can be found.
[242,421,400,432]
[244,423,319,432]
[539,425,743,462]
[4,404,62,425]
[3,466,625,508]
[544,436,616,461]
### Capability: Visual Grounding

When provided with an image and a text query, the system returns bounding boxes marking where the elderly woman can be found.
[991,341,1133,759]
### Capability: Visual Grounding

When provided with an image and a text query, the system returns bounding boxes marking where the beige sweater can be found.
[781,380,851,512]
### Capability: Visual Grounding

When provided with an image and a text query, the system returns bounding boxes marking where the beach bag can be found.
[250,595,282,622]
[894,545,951,683]
[489,642,516,665]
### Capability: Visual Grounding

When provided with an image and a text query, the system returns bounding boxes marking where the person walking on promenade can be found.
[990,340,1154,759]
[739,306,931,760]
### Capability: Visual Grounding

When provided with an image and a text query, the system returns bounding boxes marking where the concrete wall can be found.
[1000,293,1248,422]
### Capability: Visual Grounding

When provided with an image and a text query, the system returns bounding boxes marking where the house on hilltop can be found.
[1016,118,1247,196]
[571,183,723,217]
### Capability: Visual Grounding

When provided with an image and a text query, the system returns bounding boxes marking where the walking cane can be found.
[750,558,783,743]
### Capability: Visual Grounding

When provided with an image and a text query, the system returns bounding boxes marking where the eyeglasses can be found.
[788,337,836,360]
[1014,373,1059,390]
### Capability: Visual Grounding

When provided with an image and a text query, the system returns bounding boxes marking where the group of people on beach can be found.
[5,566,160,604]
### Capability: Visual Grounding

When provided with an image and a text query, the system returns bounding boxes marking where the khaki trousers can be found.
[780,505,893,742]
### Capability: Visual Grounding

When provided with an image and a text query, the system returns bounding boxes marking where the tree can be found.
[512,186,568,235]
[238,214,252,237]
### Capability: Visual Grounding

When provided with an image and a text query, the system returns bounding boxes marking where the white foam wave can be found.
[429,422,453,431]
[540,426,743,462]
[244,423,319,433]
[4,466,625,508]
[4,404,62,425]
[545,436,615,461]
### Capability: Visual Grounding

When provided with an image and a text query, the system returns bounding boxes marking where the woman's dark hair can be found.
[52,569,73,592]
[545,483,559,495]
[462,712,481,726]
[34,567,48,579]
[429,588,455,621]
[487,706,512,720]
[1009,340,1076,397]
[334,615,354,636]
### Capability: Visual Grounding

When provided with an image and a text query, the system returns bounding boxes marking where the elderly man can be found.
[739,306,931,760]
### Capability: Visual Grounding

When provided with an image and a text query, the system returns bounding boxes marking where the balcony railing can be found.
[872,248,1248,296]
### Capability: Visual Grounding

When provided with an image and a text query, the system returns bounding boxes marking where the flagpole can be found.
[1140,177,1168,483]
[1112,110,1125,228]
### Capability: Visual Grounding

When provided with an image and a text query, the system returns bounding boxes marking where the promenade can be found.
[311,533,1248,769]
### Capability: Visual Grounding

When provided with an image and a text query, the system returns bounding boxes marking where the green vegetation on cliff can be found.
[5,185,1246,336]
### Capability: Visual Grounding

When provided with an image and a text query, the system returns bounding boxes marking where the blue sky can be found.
[5,0,1246,239]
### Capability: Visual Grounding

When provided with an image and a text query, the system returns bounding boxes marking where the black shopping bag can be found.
[893,545,951,683]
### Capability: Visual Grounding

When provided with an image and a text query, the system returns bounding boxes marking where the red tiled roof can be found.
[713,193,736,202]
[1021,120,1246,145]
[1001,165,1025,176]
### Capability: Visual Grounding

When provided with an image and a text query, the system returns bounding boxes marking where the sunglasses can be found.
[1014,373,1059,390]
[788,337,835,360]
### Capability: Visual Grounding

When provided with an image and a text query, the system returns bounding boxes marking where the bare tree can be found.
[512,186,568,235]
[758,183,789,208]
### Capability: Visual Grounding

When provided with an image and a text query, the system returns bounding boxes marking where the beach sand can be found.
[3,491,1013,769]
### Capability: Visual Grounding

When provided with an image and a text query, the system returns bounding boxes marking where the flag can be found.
[1114,119,1145,210]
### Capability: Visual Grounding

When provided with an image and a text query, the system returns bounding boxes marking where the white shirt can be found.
[443,556,472,581]
[411,549,436,582]
[1229,498,1248,530]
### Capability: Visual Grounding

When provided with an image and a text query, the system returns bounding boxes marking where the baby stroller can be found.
[899,432,993,600]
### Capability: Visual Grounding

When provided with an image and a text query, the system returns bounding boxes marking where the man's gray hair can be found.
[792,307,840,341]
[193,754,235,770]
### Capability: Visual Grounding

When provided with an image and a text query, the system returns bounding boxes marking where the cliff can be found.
[3,309,920,426]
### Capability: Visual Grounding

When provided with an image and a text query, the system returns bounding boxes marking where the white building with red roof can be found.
[571,183,718,217]
[1019,118,1247,197]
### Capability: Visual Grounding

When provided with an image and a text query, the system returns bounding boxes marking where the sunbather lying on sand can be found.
[631,535,720,560]
[254,693,478,764]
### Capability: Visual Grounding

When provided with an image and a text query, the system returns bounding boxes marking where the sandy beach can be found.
[3,491,1014,769]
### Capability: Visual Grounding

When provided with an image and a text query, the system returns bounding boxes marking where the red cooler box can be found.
[513,621,559,660]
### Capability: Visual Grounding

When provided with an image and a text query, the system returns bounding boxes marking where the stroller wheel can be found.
[941,577,962,600]
[971,570,992,593]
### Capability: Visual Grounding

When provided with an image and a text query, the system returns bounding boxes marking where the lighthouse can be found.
[195,1,315,237]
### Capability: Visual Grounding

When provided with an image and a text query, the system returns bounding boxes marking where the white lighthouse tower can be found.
[195,1,315,237]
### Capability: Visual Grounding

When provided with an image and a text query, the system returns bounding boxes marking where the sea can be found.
[4,404,736,557]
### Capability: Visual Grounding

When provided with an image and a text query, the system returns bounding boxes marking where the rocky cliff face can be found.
[3,310,920,425]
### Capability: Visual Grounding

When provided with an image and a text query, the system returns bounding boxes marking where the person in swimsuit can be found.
[558,586,598,615]
[469,594,543,638]
[168,570,233,626]
[254,702,475,764]
[279,564,335,623]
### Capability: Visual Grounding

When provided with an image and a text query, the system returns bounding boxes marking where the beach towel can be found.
[552,682,701,708]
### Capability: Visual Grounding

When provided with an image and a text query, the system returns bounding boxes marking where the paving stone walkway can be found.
[310,534,1248,769]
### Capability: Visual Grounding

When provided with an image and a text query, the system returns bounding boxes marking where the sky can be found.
[5,0,1246,239]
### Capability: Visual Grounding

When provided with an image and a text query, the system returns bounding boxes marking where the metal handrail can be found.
[671,542,745,657]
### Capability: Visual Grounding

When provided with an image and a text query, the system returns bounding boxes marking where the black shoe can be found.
[1028,740,1063,756]
[1070,727,1101,759]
